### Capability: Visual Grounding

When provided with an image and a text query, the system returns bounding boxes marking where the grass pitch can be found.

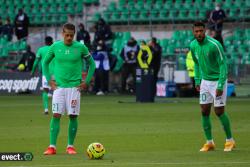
[0,95,250,167]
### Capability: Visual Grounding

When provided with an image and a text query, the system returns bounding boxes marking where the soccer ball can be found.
[18,64,25,71]
[86,142,105,159]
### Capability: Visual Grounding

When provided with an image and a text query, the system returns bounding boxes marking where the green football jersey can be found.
[31,45,54,75]
[43,40,93,88]
[190,35,227,90]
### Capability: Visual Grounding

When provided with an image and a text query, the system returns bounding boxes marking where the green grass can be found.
[0,95,250,167]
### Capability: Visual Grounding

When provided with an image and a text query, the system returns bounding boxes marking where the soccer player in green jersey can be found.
[43,23,96,155]
[31,36,53,115]
[190,21,235,152]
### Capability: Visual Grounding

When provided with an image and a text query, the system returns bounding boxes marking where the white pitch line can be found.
[5,161,250,167]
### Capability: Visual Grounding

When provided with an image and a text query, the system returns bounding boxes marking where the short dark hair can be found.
[45,36,53,45]
[63,23,75,33]
[193,21,205,28]
[151,37,157,44]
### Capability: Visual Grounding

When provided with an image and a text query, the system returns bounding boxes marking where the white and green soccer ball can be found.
[86,142,105,159]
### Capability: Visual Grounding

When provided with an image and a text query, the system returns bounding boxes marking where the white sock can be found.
[67,145,74,148]
[49,145,56,148]
[206,140,214,144]
[226,138,234,142]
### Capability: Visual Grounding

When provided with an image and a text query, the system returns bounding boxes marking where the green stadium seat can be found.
[149,10,159,22]
[198,10,207,20]
[188,10,197,21]
[120,12,129,23]
[228,8,238,20]
[144,2,152,10]
[66,4,75,14]
[127,1,136,10]
[90,12,101,22]
[138,10,148,22]
[246,0,250,7]
[118,0,126,7]
[163,1,173,10]
[159,10,168,21]
[135,1,144,10]
[110,12,120,23]
[59,15,68,24]
[58,4,66,14]
[154,0,163,10]
[168,10,177,20]
[178,10,188,21]
[107,2,116,12]
[130,11,139,23]
[174,0,182,10]
[183,0,193,9]
[75,4,83,13]
[223,0,233,8]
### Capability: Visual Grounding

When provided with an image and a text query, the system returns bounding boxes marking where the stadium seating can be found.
[0,0,90,26]
[91,0,250,24]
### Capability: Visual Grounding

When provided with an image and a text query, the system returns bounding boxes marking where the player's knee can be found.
[214,106,224,116]
[200,104,211,116]
[53,113,61,118]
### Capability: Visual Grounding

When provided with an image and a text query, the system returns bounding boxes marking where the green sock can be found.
[202,115,212,141]
[219,112,232,139]
[68,117,78,146]
[42,92,48,111]
[50,117,60,146]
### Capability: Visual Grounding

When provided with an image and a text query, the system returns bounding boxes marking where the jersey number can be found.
[201,93,207,102]
[52,103,59,112]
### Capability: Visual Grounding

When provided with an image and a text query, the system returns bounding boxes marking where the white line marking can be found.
[6,161,250,167]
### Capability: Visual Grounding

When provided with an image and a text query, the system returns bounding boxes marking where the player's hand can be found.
[77,82,88,91]
[49,80,57,90]
[196,85,200,92]
[216,89,223,97]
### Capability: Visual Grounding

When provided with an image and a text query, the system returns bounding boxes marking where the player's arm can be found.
[43,45,55,83]
[84,55,96,86]
[190,44,201,87]
[215,43,227,91]
[31,49,41,75]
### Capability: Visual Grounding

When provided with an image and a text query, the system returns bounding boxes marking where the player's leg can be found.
[42,76,51,114]
[43,88,49,114]
[67,114,78,154]
[213,82,235,151]
[65,88,80,154]
[199,80,215,152]
[44,88,65,155]
[121,65,129,93]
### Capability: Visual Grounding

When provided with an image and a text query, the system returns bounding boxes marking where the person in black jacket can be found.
[76,23,91,49]
[2,17,13,41]
[14,8,29,40]
[17,45,35,72]
[148,37,162,96]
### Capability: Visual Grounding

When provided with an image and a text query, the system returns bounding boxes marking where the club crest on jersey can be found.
[65,50,70,54]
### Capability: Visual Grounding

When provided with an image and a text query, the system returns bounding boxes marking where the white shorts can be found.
[42,76,51,89]
[200,79,227,107]
[52,87,81,115]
